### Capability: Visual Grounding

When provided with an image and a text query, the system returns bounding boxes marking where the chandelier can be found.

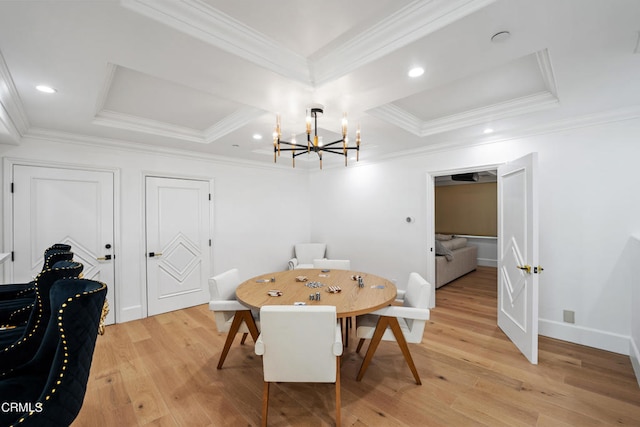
[273,106,360,169]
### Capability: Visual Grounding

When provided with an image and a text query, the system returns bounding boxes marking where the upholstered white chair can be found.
[313,259,351,270]
[287,243,326,269]
[208,268,260,369]
[255,305,343,427]
[355,272,432,384]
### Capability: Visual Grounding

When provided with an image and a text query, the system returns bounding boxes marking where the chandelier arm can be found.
[322,139,347,148]
[278,141,309,150]
[291,150,313,159]
[320,147,360,153]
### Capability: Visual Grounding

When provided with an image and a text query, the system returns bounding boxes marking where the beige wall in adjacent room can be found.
[435,182,497,236]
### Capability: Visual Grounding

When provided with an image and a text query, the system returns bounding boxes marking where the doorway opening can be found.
[426,164,500,301]
[427,153,540,364]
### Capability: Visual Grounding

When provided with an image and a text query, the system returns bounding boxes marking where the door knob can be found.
[97,254,112,261]
[516,264,532,274]
[148,252,163,258]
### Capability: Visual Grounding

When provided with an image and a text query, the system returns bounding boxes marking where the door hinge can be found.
[11,251,14,262]
[10,183,14,193]
[208,193,211,201]
[209,239,211,247]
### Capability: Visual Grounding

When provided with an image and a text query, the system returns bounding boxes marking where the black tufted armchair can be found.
[0,251,76,327]
[0,260,84,366]
[0,244,73,303]
[0,278,107,427]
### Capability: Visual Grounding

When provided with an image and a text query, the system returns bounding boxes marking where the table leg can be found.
[340,317,352,348]
[217,310,259,369]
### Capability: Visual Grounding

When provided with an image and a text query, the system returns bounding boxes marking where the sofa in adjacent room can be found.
[434,234,478,288]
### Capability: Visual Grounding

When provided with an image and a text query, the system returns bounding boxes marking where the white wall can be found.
[457,235,497,267]
[310,118,640,355]
[631,235,640,386]
[1,117,639,357]
[0,137,311,322]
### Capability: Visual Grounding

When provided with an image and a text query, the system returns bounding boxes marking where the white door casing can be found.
[145,176,211,316]
[497,153,539,364]
[11,164,116,324]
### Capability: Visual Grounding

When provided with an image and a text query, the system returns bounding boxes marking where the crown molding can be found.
[311,0,497,85]
[536,49,558,97]
[121,0,311,85]
[367,104,423,136]
[93,110,205,143]
[93,105,265,144]
[375,104,640,162]
[419,91,559,136]
[23,127,305,173]
[0,50,29,144]
[23,103,640,174]
[15,103,640,177]
[94,63,118,116]
[369,91,559,137]
[203,106,267,142]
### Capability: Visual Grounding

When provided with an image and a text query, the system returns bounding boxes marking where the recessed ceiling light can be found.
[35,85,57,94]
[408,67,424,78]
[483,128,494,134]
[252,133,262,140]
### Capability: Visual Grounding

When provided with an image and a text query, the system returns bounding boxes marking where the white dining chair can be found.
[208,268,260,369]
[355,272,432,384]
[287,243,326,269]
[255,305,343,427]
[313,259,351,270]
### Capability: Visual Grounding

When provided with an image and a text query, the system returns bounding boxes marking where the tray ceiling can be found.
[0,0,639,168]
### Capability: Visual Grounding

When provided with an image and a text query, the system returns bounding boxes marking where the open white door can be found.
[497,153,539,364]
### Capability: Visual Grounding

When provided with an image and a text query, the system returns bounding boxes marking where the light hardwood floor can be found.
[73,267,640,426]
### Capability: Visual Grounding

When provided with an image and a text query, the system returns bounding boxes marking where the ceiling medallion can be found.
[273,106,360,169]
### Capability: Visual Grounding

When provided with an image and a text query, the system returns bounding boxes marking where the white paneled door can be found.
[145,176,211,316]
[497,153,539,364]
[11,165,116,324]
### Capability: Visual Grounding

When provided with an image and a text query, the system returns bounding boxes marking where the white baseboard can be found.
[631,337,640,388]
[477,258,497,267]
[119,304,144,323]
[539,318,630,355]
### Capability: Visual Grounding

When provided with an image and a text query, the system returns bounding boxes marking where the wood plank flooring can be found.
[73,267,640,426]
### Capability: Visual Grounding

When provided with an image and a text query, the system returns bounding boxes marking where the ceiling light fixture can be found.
[483,128,494,134]
[408,67,424,78]
[252,133,262,140]
[35,85,57,94]
[273,106,360,169]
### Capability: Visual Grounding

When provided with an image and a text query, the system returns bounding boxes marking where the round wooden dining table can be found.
[233,268,422,385]
[235,268,397,318]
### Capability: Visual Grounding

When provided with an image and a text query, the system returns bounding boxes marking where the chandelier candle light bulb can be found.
[273,106,361,169]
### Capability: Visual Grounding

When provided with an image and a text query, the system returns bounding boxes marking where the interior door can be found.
[12,164,116,324]
[497,153,539,364]
[145,176,211,316]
